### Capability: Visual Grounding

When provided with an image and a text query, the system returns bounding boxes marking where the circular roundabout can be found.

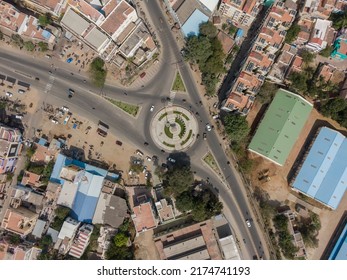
[151,106,198,151]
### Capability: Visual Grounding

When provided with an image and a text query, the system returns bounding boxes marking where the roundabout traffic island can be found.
[151,106,198,151]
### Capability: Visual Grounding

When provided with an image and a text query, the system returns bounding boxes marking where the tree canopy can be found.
[329,10,347,30]
[257,81,279,104]
[164,165,194,196]
[38,14,52,27]
[284,24,301,44]
[184,22,225,95]
[223,114,250,144]
[89,57,107,88]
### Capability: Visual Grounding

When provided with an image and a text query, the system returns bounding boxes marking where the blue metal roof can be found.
[292,127,347,209]
[38,138,48,146]
[182,9,209,37]
[329,223,347,260]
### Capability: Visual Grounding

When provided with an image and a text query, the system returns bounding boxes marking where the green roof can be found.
[248,89,313,165]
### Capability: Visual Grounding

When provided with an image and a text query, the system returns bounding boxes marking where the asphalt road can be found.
[0,0,268,260]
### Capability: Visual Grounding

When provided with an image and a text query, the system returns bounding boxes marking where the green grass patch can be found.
[164,125,173,139]
[174,111,189,120]
[106,98,139,117]
[175,117,186,138]
[171,71,186,92]
[163,141,175,148]
[203,152,221,175]
[159,112,168,121]
[181,130,192,145]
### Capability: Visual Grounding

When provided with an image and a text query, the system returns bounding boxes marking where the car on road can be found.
[140,72,146,78]
[167,157,176,163]
[203,133,207,140]
[61,106,69,112]
[246,219,251,228]
[206,123,212,131]
[68,89,75,98]
[150,105,154,112]
[144,142,149,146]
[6,92,13,97]
[35,77,40,81]
[18,89,25,94]
[116,140,122,146]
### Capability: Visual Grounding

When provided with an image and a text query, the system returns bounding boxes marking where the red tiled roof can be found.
[132,202,156,232]
[292,55,303,68]
[21,171,41,188]
[100,0,135,36]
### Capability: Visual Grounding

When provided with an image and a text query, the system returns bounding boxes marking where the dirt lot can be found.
[247,100,347,259]
[133,229,160,260]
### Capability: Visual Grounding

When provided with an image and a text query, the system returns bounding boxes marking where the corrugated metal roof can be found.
[60,8,90,36]
[248,89,312,165]
[292,127,347,209]
[329,223,347,260]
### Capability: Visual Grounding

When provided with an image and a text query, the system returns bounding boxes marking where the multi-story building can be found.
[1,207,39,236]
[219,0,263,27]
[0,124,22,174]
[301,0,346,19]
[22,0,68,18]
[306,19,335,52]
[60,0,156,64]
[221,0,297,115]
[69,223,93,259]
[0,1,56,45]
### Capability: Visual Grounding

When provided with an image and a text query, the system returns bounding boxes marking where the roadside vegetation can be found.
[105,98,139,117]
[171,71,186,92]
[163,162,223,222]
[183,22,225,96]
[89,57,107,88]
[203,152,222,175]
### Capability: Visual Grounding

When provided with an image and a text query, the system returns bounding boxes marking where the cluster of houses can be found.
[0,0,157,68]
[219,0,347,115]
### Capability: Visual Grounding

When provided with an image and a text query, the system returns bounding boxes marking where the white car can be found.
[206,123,212,132]
[150,105,154,112]
[15,114,23,119]
[18,89,25,94]
[246,219,251,228]
[146,156,152,161]
[167,157,176,163]
[51,118,59,124]
[61,106,69,112]
[6,92,13,97]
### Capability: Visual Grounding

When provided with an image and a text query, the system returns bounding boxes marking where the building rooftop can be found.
[69,224,93,258]
[181,9,209,36]
[0,1,27,33]
[217,30,234,54]
[93,193,128,228]
[100,0,136,37]
[32,219,46,238]
[1,207,39,236]
[132,201,157,233]
[21,171,41,188]
[84,26,109,51]
[292,127,347,210]
[154,219,222,260]
[57,217,80,240]
[248,89,313,166]
[329,222,347,260]
[69,0,104,23]
[155,199,175,222]
[60,7,90,36]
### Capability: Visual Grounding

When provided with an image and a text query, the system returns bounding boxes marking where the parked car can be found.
[61,106,69,112]
[212,114,219,120]
[152,155,158,161]
[136,149,144,156]
[167,157,176,163]
[140,72,146,78]
[51,118,59,124]
[206,123,212,132]
[144,142,149,146]
[35,77,40,81]
[116,140,123,146]
[5,92,13,97]
[18,89,25,94]
[45,54,52,59]
[15,114,23,119]
[146,156,152,161]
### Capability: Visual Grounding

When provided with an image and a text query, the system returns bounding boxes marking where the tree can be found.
[320,97,347,119]
[184,36,212,65]
[89,57,107,88]
[175,191,194,212]
[329,10,347,30]
[38,41,48,52]
[24,41,35,51]
[199,21,217,38]
[9,235,21,245]
[11,34,23,47]
[164,166,194,195]
[54,206,70,221]
[284,24,301,44]
[300,49,316,65]
[38,13,52,27]
[222,23,228,31]
[223,114,250,144]
[106,243,134,260]
[319,45,334,57]
[228,25,237,36]
[288,71,308,93]
[257,81,279,104]
[114,232,128,247]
